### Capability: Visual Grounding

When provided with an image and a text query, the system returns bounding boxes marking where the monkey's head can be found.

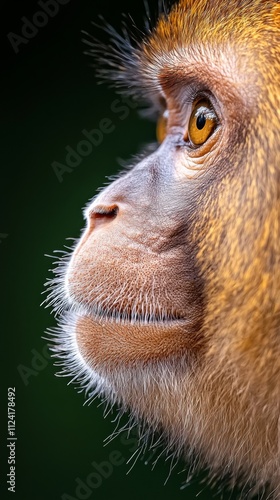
[47,0,280,496]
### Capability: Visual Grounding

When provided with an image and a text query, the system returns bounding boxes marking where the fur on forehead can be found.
[83,0,280,105]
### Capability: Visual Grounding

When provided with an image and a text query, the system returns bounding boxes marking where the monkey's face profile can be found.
[47,0,280,496]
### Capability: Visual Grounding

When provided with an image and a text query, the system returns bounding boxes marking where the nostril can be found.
[89,204,119,230]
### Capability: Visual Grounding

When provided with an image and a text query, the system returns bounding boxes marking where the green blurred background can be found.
[1,1,242,499]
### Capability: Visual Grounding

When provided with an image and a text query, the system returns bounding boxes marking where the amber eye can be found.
[187,100,217,146]
[156,111,168,144]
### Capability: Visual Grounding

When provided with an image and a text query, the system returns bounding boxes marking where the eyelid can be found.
[194,93,219,115]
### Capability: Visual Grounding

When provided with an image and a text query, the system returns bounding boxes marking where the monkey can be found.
[45,0,280,497]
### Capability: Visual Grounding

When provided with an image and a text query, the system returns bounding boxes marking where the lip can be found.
[73,302,186,326]
[71,306,200,368]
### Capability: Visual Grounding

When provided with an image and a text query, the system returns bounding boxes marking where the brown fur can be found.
[47,0,280,496]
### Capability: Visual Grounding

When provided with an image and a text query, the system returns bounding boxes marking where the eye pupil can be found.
[196,114,206,130]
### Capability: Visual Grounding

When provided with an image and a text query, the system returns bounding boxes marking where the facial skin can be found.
[47,0,280,496]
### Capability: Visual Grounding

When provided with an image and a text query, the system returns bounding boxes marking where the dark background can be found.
[0,1,241,499]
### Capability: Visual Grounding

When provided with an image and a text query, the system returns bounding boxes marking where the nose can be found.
[88,204,119,230]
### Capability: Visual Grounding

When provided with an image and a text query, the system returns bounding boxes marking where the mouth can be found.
[67,297,187,327]
[63,299,201,369]
[75,303,186,325]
